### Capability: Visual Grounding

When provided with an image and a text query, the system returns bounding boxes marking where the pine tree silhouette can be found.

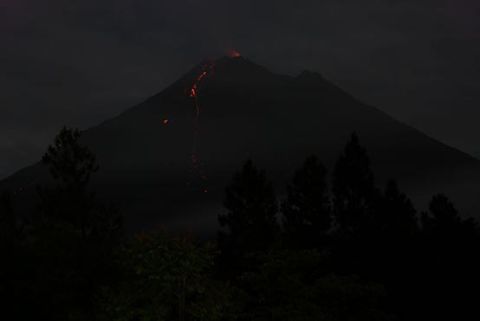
[378,179,418,238]
[0,190,15,249]
[0,191,16,319]
[282,155,331,248]
[32,127,122,321]
[421,194,478,240]
[38,127,99,233]
[417,194,480,320]
[332,133,376,234]
[218,160,278,258]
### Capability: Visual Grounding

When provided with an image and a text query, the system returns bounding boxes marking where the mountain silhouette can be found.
[3,56,480,233]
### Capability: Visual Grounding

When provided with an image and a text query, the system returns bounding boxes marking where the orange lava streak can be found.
[187,62,215,191]
[189,71,208,98]
[189,70,209,117]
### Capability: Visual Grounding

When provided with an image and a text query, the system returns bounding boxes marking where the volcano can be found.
[3,56,480,233]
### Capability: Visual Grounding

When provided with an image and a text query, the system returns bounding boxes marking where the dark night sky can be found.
[1,0,479,179]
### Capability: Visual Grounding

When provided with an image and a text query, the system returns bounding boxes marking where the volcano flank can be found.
[3,56,480,233]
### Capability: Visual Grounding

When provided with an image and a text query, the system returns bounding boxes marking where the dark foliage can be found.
[98,232,236,321]
[237,249,393,321]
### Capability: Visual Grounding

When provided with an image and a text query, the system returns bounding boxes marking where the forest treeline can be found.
[1,128,480,321]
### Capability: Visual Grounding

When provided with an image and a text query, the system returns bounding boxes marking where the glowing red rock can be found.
[227,49,241,58]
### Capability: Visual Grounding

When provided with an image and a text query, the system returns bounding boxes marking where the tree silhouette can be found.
[0,191,17,319]
[38,127,99,233]
[32,127,122,320]
[377,180,418,238]
[218,160,278,260]
[332,133,376,234]
[5,128,480,321]
[42,127,98,188]
[0,191,16,250]
[410,194,480,320]
[282,155,331,249]
[1,191,36,321]
[361,180,420,307]
[421,194,475,236]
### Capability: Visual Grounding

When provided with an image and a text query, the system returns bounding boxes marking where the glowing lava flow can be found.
[189,70,208,117]
[187,62,215,191]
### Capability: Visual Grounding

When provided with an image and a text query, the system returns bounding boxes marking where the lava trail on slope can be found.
[187,61,215,192]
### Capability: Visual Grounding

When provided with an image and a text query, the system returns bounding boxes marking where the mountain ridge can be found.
[2,56,480,232]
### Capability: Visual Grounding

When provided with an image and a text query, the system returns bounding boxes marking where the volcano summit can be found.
[3,56,480,233]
